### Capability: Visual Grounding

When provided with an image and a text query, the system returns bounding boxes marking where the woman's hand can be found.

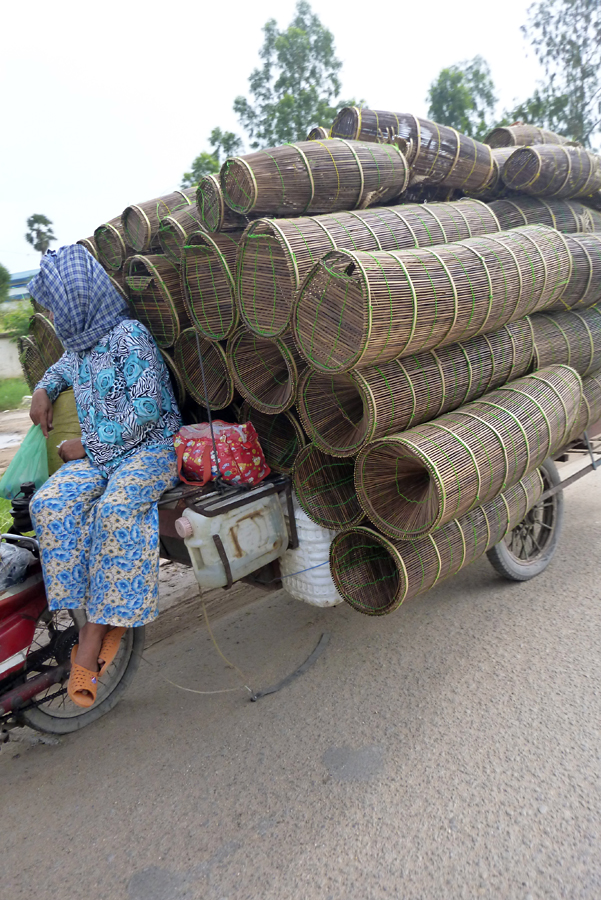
[58,439,87,462]
[30,389,53,437]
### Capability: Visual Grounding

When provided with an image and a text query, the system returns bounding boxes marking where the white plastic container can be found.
[175,491,288,591]
[280,495,344,607]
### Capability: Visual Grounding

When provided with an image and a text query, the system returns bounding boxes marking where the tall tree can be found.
[233,1,354,148]
[519,0,601,145]
[25,214,56,256]
[181,128,244,188]
[0,263,10,304]
[427,56,497,140]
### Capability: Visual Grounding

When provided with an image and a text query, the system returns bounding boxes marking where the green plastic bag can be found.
[0,424,49,500]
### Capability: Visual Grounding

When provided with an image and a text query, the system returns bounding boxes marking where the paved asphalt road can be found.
[3,463,601,900]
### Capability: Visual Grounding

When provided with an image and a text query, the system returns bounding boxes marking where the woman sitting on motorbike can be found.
[28,244,182,708]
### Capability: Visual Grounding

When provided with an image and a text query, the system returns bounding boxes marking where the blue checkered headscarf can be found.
[28,244,129,352]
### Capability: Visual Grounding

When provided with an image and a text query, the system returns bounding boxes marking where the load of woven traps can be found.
[21,105,601,615]
[329,367,601,615]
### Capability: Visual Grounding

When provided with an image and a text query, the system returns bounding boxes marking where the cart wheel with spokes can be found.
[486,459,564,582]
[19,611,145,735]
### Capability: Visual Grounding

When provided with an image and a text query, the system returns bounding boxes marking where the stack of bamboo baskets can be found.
[19,108,601,616]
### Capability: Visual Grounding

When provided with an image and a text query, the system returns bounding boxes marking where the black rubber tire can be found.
[20,625,146,735]
[486,459,564,582]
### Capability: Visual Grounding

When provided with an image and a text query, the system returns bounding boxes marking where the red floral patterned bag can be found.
[173,421,270,487]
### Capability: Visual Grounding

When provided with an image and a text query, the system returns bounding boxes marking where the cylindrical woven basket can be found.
[293,224,572,373]
[160,349,187,408]
[174,328,234,410]
[94,218,133,271]
[553,234,601,311]
[18,336,47,392]
[109,271,129,302]
[122,189,194,252]
[468,148,516,200]
[572,369,601,439]
[29,314,64,369]
[227,329,307,414]
[76,237,98,260]
[297,318,535,457]
[502,146,601,199]
[489,197,596,233]
[125,255,189,348]
[531,306,601,376]
[329,108,494,192]
[240,403,306,475]
[221,139,410,217]
[196,175,249,234]
[355,364,582,539]
[237,198,500,338]
[485,124,572,148]
[306,126,330,140]
[292,443,363,528]
[330,469,544,615]
[180,230,242,341]
[158,205,206,263]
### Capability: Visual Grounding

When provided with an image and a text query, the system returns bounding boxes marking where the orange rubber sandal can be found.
[98,627,127,677]
[67,646,98,709]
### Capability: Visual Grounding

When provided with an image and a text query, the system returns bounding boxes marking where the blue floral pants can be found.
[30,444,179,626]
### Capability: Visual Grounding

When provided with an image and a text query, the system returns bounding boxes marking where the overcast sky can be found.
[1,0,543,275]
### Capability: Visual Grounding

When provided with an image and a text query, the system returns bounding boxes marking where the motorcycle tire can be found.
[20,623,145,735]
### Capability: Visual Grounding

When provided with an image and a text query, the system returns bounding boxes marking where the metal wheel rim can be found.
[502,469,557,564]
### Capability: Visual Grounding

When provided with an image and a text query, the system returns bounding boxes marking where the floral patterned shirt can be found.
[36,319,182,476]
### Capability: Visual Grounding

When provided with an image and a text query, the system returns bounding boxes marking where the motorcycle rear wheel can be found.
[20,611,145,734]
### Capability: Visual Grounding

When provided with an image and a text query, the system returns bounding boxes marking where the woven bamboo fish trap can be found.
[297,318,535,457]
[109,271,129,302]
[29,314,64,369]
[572,369,601,439]
[196,175,248,234]
[329,108,494,193]
[502,146,601,199]
[584,205,601,229]
[306,126,330,140]
[330,470,544,615]
[76,237,98,260]
[227,329,307,414]
[160,350,187,408]
[221,139,410,218]
[158,205,206,263]
[292,443,364,529]
[240,403,306,475]
[18,336,47,392]
[237,199,500,338]
[125,255,189,348]
[174,328,234,409]
[554,234,601,311]
[531,306,601,376]
[122,189,194,253]
[181,231,242,341]
[489,197,596,233]
[468,148,516,200]
[94,218,132,271]
[293,224,572,373]
[355,364,582,540]
[485,124,572,148]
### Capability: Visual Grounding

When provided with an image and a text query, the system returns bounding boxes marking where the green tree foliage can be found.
[0,302,33,342]
[518,0,601,145]
[25,214,56,256]
[181,128,244,188]
[181,152,220,188]
[0,263,9,304]
[427,56,497,140]
[233,1,355,149]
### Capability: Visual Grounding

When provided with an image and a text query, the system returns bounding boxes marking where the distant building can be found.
[8,269,38,301]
